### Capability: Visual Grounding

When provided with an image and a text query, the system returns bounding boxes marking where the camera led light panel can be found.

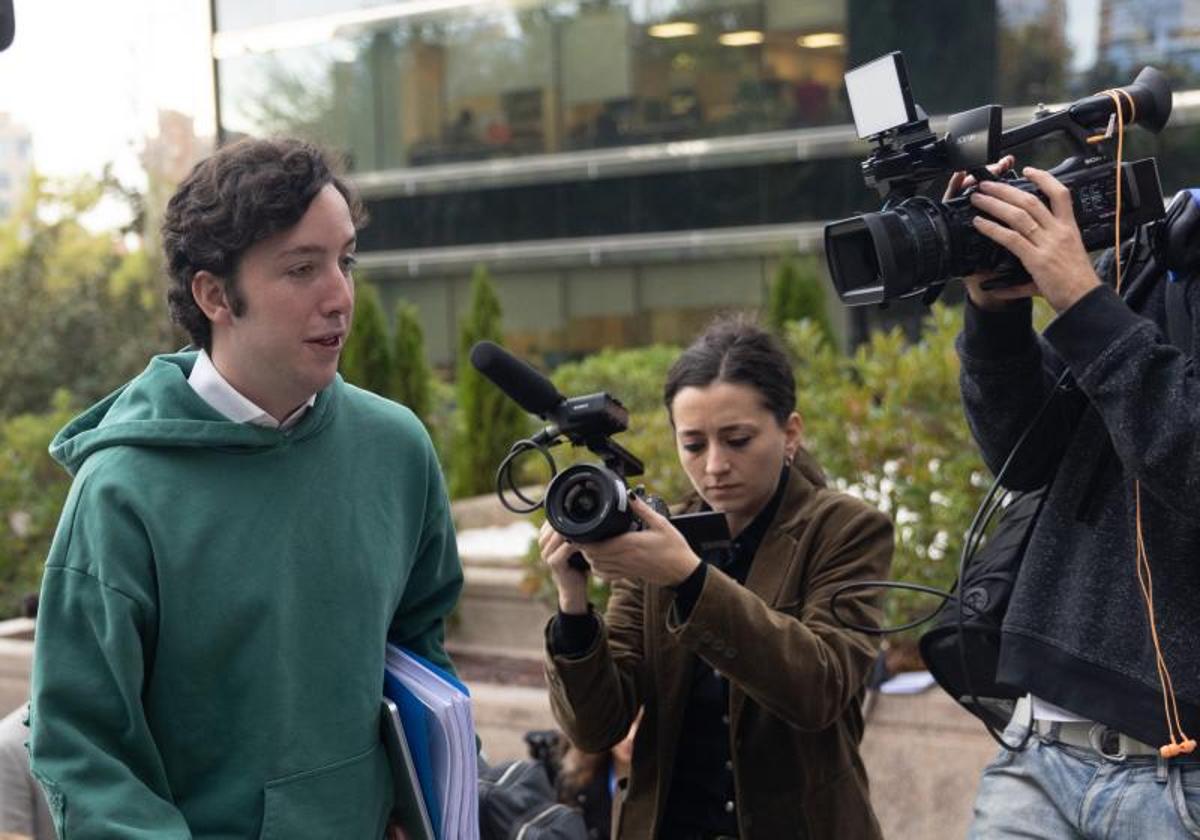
[845,52,917,139]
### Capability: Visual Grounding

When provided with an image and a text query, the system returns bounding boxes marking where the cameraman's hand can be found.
[576,496,701,588]
[969,166,1099,313]
[539,522,590,615]
[944,155,1038,310]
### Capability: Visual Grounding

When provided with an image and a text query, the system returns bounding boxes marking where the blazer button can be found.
[725,759,733,771]
[721,714,730,725]
[724,800,736,814]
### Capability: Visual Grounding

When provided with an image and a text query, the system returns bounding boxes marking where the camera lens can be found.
[545,463,633,542]
[562,479,601,522]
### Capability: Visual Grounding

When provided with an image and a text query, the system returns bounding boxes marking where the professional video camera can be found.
[470,341,730,570]
[824,51,1173,306]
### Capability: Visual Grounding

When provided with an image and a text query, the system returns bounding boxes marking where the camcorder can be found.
[470,341,730,570]
[825,51,1173,306]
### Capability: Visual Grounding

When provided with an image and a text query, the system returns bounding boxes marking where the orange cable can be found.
[1103,88,1196,756]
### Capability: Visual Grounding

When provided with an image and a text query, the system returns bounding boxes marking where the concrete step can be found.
[452,560,554,655]
[450,503,549,655]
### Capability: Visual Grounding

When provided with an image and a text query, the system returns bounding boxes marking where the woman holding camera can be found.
[540,316,893,839]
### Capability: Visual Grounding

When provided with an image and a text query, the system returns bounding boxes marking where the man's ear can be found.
[191,271,235,326]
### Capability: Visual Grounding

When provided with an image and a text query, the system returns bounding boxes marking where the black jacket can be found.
[957,251,1200,748]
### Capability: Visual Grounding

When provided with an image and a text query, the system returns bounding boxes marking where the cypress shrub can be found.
[340,281,393,395]
[766,255,835,345]
[389,300,433,426]
[450,266,530,498]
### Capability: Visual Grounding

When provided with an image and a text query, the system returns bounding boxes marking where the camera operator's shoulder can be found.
[338,381,431,447]
[791,486,893,545]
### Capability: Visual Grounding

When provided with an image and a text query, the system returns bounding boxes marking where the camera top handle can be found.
[997,66,1172,162]
[863,64,1172,203]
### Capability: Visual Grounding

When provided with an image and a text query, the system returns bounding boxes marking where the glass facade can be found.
[211,0,1200,360]
[217,0,1200,169]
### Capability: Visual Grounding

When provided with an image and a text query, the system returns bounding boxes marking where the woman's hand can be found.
[539,521,591,614]
[968,167,1100,313]
[576,496,702,588]
[944,155,1039,310]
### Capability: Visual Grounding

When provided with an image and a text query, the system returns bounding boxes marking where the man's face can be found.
[203,184,357,419]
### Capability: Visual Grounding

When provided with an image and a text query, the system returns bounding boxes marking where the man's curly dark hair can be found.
[162,137,366,351]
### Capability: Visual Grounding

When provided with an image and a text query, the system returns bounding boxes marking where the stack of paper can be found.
[383,645,479,840]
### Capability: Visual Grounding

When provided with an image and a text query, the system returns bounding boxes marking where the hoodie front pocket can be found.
[259,741,391,840]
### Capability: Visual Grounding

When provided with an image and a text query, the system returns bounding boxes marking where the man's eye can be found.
[682,442,705,453]
[340,255,358,273]
[726,437,751,448]
[288,263,315,279]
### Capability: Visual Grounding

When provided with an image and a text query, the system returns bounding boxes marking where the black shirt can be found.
[550,467,790,838]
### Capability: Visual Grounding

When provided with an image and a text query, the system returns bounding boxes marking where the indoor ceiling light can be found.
[648,22,699,38]
[718,30,765,46]
[797,32,845,49]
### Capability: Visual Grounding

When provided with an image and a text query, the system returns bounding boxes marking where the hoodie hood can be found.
[50,351,340,476]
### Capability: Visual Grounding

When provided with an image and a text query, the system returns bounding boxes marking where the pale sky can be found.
[0,0,214,186]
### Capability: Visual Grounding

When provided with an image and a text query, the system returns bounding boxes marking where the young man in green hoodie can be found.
[28,137,463,838]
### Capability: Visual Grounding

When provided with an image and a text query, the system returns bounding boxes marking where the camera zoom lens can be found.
[545,463,633,542]
[563,479,600,522]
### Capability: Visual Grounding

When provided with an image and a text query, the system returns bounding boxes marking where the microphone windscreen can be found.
[469,341,563,417]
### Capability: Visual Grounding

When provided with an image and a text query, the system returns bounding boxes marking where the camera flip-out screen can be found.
[845,52,917,139]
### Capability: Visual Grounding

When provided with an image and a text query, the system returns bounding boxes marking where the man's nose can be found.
[321,263,354,315]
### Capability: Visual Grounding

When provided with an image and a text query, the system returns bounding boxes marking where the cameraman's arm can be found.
[1039,277,1200,517]
[958,166,1100,487]
[957,297,1082,488]
[970,167,1200,511]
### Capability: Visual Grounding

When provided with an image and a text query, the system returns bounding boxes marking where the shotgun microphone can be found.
[469,340,564,418]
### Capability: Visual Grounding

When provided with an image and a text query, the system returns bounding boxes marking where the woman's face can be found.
[671,381,802,535]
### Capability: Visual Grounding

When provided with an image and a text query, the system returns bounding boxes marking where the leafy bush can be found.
[0,393,78,618]
[787,304,988,634]
[0,176,178,417]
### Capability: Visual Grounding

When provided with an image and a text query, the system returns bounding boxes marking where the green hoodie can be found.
[29,352,463,839]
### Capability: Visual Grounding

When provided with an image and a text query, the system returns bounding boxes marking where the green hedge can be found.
[0,393,78,618]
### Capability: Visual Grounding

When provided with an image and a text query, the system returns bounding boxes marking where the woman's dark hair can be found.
[663,315,796,425]
[161,137,366,351]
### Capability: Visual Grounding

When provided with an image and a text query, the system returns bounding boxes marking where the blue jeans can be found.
[969,717,1200,838]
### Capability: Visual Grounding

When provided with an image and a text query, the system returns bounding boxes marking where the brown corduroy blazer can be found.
[544,450,894,839]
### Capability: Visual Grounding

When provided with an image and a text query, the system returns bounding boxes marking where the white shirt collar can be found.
[187,349,315,431]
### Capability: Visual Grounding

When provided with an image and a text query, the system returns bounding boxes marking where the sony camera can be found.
[824,52,1173,306]
[470,341,730,569]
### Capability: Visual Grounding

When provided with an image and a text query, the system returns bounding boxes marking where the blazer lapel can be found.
[729,461,815,725]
